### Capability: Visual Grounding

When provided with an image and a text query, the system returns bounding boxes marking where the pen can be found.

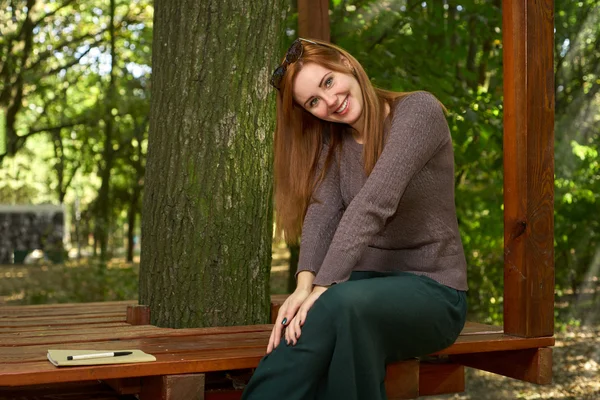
[67,351,133,361]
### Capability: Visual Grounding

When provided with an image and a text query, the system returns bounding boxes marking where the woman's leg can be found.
[314,272,466,400]
[241,290,337,400]
[242,272,466,400]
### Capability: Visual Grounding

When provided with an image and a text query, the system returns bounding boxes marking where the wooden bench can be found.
[0,300,554,399]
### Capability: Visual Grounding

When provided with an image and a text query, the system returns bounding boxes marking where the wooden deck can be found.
[0,301,555,398]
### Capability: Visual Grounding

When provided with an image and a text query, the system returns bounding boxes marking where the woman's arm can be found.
[296,141,345,277]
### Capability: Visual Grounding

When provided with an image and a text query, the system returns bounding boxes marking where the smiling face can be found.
[292,61,364,132]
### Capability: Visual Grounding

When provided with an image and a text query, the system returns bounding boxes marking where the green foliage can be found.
[326,0,506,321]
[323,0,600,324]
[0,261,139,305]
[0,0,152,260]
[1,0,598,327]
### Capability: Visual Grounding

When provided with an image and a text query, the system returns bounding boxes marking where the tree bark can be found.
[126,187,139,263]
[140,0,286,327]
[95,0,117,262]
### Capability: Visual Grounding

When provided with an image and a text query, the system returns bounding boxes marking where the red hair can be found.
[273,39,412,243]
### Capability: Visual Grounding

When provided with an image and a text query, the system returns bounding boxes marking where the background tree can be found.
[138,0,288,328]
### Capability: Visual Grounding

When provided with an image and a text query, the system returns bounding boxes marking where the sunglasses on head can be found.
[270,38,318,91]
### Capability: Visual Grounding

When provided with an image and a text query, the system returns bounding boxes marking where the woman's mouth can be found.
[335,97,349,115]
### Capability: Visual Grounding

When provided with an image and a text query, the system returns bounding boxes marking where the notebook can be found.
[47,349,156,367]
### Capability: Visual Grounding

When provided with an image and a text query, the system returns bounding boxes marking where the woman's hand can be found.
[267,287,311,354]
[284,285,328,346]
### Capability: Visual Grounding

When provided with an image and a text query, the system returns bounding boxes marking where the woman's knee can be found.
[315,281,373,320]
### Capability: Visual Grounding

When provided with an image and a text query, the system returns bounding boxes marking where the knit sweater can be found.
[297,91,468,290]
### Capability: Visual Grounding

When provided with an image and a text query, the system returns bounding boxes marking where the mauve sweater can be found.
[297,91,468,290]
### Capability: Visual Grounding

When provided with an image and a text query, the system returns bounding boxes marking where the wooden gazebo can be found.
[299,0,555,393]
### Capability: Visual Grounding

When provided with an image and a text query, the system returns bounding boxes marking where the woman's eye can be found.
[309,98,319,108]
[325,77,333,87]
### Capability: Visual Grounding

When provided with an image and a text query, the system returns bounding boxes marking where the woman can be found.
[243,38,468,400]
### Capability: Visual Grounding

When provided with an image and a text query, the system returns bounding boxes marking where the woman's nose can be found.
[324,93,338,109]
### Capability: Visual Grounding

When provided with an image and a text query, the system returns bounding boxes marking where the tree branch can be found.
[27,28,108,72]
[32,0,77,26]
[36,44,96,80]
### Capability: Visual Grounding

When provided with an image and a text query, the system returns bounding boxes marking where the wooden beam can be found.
[298,0,330,41]
[127,305,151,325]
[140,374,205,400]
[105,377,142,395]
[502,0,555,338]
[452,347,552,385]
[419,363,464,396]
[385,359,419,400]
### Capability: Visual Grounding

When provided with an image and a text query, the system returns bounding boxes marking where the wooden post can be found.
[452,348,553,385]
[298,0,330,41]
[385,359,419,399]
[502,0,555,338]
[140,374,205,400]
[127,305,151,325]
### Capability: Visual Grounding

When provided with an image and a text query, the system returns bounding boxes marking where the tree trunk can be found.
[126,185,139,263]
[95,0,117,263]
[140,0,286,328]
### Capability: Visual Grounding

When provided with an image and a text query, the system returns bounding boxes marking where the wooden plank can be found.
[452,347,553,384]
[0,331,271,363]
[0,327,554,364]
[0,324,160,338]
[0,322,129,334]
[0,346,266,386]
[1,324,272,347]
[0,326,165,346]
[298,0,330,41]
[0,312,125,323]
[502,0,555,338]
[0,304,132,318]
[0,308,129,319]
[385,359,419,399]
[140,374,205,400]
[419,363,464,396]
[0,334,555,386]
[0,300,135,313]
[436,333,554,355]
[0,316,125,328]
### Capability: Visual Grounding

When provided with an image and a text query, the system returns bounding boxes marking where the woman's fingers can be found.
[266,325,276,354]
[272,311,288,350]
[265,289,317,351]
[285,315,300,345]
[296,304,309,328]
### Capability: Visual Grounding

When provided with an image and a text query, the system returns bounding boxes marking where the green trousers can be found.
[242,271,467,400]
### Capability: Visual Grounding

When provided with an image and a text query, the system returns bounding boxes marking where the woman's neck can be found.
[352,102,390,145]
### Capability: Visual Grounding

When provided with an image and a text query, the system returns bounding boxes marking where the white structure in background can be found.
[0,204,65,264]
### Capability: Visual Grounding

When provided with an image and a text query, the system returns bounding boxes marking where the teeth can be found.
[336,98,348,113]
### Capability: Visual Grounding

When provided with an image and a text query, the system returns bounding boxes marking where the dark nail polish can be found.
[282,318,287,325]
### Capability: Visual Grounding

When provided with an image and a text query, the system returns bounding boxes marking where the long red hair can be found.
[274,39,412,244]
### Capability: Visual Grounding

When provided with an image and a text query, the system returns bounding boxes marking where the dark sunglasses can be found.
[270,38,317,91]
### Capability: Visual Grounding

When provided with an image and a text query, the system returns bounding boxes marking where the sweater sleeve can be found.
[313,92,451,286]
[296,142,345,277]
